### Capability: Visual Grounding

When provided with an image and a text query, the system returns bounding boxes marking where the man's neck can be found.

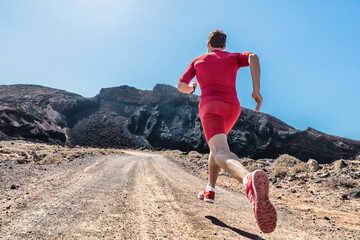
[208,47,224,53]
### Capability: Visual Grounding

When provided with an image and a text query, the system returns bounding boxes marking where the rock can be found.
[16,158,27,164]
[1,84,360,163]
[314,178,322,183]
[290,189,296,193]
[341,194,349,200]
[10,184,17,189]
[352,171,360,179]
[318,172,330,178]
[334,160,347,170]
[324,216,331,221]
[307,159,319,171]
[299,173,310,179]
[270,177,277,184]
[347,188,360,198]
[286,176,295,181]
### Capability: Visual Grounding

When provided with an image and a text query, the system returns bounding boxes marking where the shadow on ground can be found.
[205,215,264,240]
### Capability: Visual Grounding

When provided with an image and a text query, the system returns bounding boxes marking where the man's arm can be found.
[248,53,263,112]
[177,60,197,94]
[177,81,197,94]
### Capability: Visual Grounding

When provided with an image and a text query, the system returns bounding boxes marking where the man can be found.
[177,30,277,233]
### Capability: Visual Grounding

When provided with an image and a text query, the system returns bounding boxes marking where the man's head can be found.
[207,30,226,51]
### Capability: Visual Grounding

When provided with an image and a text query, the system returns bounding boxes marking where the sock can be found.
[243,173,250,189]
[206,185,215,192]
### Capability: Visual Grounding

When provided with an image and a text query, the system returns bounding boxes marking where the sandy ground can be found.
[1,148,359,240]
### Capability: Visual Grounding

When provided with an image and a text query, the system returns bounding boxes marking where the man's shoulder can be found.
[194,52,209,60]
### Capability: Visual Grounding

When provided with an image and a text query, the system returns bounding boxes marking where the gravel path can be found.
[1,151,358,239]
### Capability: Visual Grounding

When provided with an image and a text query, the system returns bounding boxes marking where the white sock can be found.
[206,185,215,192]
[243,173,250,189]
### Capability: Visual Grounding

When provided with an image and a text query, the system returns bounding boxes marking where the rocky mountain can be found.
[0,84,359,163]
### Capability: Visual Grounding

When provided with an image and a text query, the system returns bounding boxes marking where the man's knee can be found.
[212,149,230,162]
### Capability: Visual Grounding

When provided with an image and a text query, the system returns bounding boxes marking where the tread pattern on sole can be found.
[253,170,277,233]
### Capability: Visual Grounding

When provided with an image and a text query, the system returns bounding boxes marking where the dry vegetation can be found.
[291,162,310,173]
[327,176,358,189]
[271,167,288,178]
[272,154,301,168]
[161,150,360,203]
[0,140,124,164]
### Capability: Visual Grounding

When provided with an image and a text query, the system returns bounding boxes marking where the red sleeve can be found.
[179,60,196,85]
[238,52,252,68]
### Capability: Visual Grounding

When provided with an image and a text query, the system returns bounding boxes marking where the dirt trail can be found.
[1,151,358,239]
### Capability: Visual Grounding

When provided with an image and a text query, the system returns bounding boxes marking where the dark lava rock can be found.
[341,194,349,200]
[16,158,27,164]
[334,160,348,170]
[347,188,360,198]
[1,84,360,163]
[314,178,322,183]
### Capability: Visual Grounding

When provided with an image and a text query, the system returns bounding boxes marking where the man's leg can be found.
[208,152,220,188]
[208,133,249,182]
[208,133,277,233]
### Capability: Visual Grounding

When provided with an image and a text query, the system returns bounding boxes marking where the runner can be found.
[177,30,277,233]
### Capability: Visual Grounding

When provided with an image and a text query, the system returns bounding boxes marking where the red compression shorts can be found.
[199,100,241,142]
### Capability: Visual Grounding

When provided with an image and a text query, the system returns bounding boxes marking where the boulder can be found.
[307,159,319,171]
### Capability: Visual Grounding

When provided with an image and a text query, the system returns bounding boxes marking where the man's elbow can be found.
[248,53,259,66]
[177,81,186,92]
[248,53,259,61]
[177,84,182,92]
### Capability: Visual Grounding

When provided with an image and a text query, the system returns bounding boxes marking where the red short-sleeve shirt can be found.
[179,50,251,108]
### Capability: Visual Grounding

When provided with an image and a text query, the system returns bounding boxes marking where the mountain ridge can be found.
[0,83,359,163]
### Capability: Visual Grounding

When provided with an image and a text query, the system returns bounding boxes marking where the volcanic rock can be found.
[334,160,347,170]
[307,159,319,171]
[347,188,360,198]
[1,84,360,163]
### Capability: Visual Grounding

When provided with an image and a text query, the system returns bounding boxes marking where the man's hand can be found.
[252,91,263,112]
[248,53,262,112]
[177,81,197,94]
[189,81,197,92]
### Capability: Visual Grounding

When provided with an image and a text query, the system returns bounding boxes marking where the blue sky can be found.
[0,0,359,140]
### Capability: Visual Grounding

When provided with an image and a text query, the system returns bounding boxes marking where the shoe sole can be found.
[252,170,277,233]
[198,192,214,204]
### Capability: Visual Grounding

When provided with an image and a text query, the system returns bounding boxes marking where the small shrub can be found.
[327,176,357,189]
[292,162,310,173]
[201,154,209,160]
[273,154,301,168]
[41,153,63,164]
[187,151,202,161]
[271,167,288,178]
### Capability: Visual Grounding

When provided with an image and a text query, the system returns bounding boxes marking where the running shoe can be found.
[245,170,277,233]
[197,189,215,204]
